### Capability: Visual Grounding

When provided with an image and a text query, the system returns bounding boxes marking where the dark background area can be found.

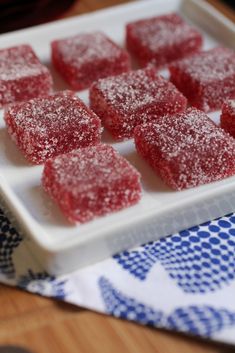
[222,0,235,8]
[0,0,234,34]
[0,0,76,33]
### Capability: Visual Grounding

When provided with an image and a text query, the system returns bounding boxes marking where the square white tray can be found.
[0,0,235,275]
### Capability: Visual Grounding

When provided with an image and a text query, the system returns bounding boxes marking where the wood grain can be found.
[0,286,225,353]
[0,1,234,353]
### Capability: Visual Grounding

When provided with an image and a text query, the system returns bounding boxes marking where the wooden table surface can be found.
[1,1,235,353]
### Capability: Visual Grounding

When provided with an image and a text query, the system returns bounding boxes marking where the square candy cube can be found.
[169,47,235,112]
[220,99,235,137]
[90,66,187,140]
[134,108,235,190]
[0,44,53,107]
[51,31,131,91]
[126,13,202,68]
[42,144,142,223]
[4,91,102,164]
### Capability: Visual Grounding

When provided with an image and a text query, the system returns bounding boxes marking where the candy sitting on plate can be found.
[51,31,131,91]
[169,46,235,112]
[0,44,53,107]
[42,144,142,223]
[89,66,187,140]
[220,99,235,137]
[4,91,102,164]
[126,12,202,68]
[134,107,235,190]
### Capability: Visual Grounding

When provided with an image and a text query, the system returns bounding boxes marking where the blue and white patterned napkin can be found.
[0,206,235,345]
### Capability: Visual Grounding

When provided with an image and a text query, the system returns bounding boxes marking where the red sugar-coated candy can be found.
[169,47,235,112]
[90,66,187,140]
[51,31,131,91]
[126,13,202,68]
[220,99,235,137]
[134,107,235,190]
[4,91,102,164]
[0,44,53,107]
[42,144,142,223]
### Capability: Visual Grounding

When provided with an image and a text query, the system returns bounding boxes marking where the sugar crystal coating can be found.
[126,12,202,68]
[4,91,102,164]
[220,99,235,137]
[169,47,235,112]
[42,144,142,223]
[134,107,235,190]
[0,44,53,107]
[90,66,187,140]
[51,31,131,91]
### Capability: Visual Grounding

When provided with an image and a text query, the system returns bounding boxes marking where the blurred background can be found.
[0,0,132,33]
[0,0,76,33]
[0,0,234,34]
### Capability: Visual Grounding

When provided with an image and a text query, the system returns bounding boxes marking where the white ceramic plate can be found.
[0,0,235,275]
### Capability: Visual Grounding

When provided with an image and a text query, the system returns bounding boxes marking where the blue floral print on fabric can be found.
[17,270,67,299]
[99,276,235,337]
[0,208,22,277]
[114,214,235,293]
